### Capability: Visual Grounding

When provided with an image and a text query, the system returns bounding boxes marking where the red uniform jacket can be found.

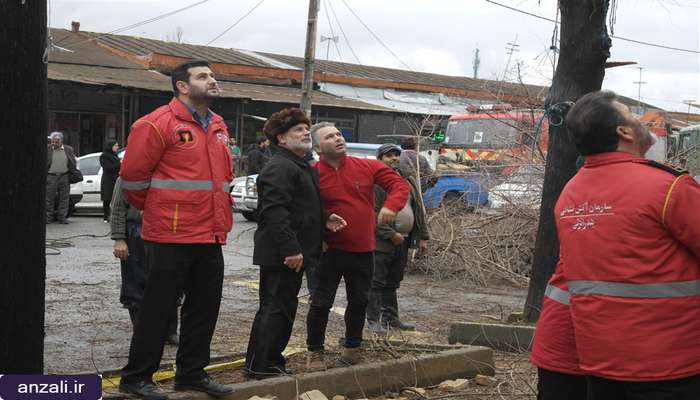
[317,155,409,252]
[120,98,233,244]
[530,260,583,375]
[555,151,700,381]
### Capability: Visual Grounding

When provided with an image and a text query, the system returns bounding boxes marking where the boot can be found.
[381,289,415,331]
[339,347,362,365]
[305,350,326,370]
[366,289,387,334]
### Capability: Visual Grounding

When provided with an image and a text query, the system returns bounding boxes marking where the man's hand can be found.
[417,240,429,256]
[377,207,397,225]
[113,239,129,260]
[284,253,304,272]
[390,232,405,246]
[326,213,347,232]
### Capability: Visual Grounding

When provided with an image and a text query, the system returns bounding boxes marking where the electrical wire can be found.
[59,0,214,48]
[46,233,110,256]
[321,0,362,98]
[484,0,700,54]
[206,0,266,46]
[338,0,413,70]
[327,0,362,65]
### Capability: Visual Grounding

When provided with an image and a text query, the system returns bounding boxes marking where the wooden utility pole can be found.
[300,0,320,117]
[523,0,612,322]
[0,0,48,372]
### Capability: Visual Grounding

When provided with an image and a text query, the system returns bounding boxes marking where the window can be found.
[445,119,519,148]
[78,155,101,175]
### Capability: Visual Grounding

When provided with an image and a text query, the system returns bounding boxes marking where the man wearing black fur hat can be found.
[244,108,346,379]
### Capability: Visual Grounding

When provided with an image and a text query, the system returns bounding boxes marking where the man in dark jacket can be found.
[244,108,345,380]
[46,131,78,224]
[367,144,430,333]
[247,136,271,175]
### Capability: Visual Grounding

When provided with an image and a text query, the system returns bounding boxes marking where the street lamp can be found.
[320,34,339,61]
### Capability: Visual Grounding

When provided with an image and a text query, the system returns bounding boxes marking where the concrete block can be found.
[449,321,534,351]
[299,389,329,400]
[154,346,493,400]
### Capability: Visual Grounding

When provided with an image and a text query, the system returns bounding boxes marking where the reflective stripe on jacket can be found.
[120,98,233,244]
[555,151,700,382]
[531,260,584,375]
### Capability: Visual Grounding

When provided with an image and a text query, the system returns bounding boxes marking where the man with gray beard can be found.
[244,108,346,379]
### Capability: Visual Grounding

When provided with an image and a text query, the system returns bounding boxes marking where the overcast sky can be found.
[51,0,699,112]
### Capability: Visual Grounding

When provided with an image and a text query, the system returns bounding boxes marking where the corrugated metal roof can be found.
[48,63,174,92]
[48,63,393,111]
[48,29,145,69]
[255,52,547,99]
[74,32,273,67]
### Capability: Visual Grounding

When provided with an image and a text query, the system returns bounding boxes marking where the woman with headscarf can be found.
[100,141,121,222]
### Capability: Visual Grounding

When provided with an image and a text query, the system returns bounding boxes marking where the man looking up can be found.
[306,122,409,367]
[119,59,233,399]
[557,90,700,399]
[244,108,345,380]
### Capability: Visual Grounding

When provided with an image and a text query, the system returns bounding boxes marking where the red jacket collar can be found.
[584,151,644,168]
[168,97,222,125]
[319,154,347,169]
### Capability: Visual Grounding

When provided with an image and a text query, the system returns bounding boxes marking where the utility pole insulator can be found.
[300,0,320,118]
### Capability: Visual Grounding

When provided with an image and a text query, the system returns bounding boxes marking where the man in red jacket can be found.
[119,60,233,399]
[306,122,409,366]
[557,90,700,399]
[530,260,586,400]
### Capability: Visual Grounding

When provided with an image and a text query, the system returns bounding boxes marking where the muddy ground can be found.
[44,214,527,379]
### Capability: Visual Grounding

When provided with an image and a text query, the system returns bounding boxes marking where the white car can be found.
[489,165,543,209]
[73,151,125,213]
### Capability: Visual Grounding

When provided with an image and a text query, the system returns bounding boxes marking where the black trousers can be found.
[372,241,409,289]
[537,368,587,400]
[244,265,303,374]
[103,201,111,221]
[587,374,700,400]
[120,223,179,336]
[121,241,224,384]
[306,249,373,350]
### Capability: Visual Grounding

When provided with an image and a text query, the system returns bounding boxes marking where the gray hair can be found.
[49,131,64,140]
[309,121,336,144]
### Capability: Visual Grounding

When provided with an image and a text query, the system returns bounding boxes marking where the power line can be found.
[338,0,412,70]
[60,0,214,48]
[484,0,700,54]
[327,0,362,65]
[206,0,266,46]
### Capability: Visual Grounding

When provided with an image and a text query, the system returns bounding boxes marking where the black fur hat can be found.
[263,108,310,144]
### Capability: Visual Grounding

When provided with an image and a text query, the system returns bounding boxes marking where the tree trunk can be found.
[523,0,611,322]
[0,0,47,372]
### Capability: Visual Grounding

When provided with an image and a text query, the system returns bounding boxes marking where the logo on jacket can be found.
[178,130,194,143]
[215,130,228,144]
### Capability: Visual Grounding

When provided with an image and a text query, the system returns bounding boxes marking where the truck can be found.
[422,104,549,209]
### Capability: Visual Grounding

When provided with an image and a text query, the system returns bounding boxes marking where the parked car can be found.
[488,165,543,209]
[231,143,490,218]
[72,150,125,213]
[423,174,489,209]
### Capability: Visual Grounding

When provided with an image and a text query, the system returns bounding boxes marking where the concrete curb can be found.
[448,321,534,351]
[106,346,493,399]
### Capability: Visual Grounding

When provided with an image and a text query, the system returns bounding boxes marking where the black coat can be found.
[247,147,265,175]
[100,151,121,201]
[253,146,326,268]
